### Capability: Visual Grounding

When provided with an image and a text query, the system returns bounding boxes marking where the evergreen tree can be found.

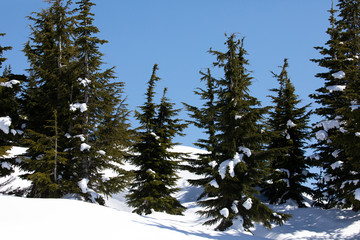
[66,0,131,203]
[127,64,186,215]
[197,34,290,232]
[263,58,313,207]
[183,68,219,199]
[22,0,77,198]
[22,0,131,201]
[310,0,360,211]
[0,34,26,182]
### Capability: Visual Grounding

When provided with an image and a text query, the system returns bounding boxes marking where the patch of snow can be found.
[70,103,87,112]
[97,150,106,156]
[78,178,89,193]
[232,200,239,214]
[209,179,219,188]
[1,162,11,170]
[80,143,91,151]
[0,116,11,134]
[242,198,252,210]
[220,208,229,218]
[74,134,86,142]
[219,152,245,179]
[354,189,360,201]
[235,115,243,120]
[332,150,341,158]
[332,70,345,79]
[326,85,346,92]
[238,146,251,157]
[78,77,91,87]
[330,161,343,170]
[286,133,291,140]
[209,161,217,168]
[150,132,160,140]
[64,133,71,138]
[355,132,360,137]
[0,80,20,88]
[287,120,296,128]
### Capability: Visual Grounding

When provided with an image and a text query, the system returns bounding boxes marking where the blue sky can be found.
[1,0,334,147]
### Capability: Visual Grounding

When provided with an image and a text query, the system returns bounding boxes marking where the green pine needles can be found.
[126,64,187,215]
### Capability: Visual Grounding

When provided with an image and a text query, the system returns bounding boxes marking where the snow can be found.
[209,161,217,168]
[354,189,360,201]
[1,162,11,170]
[326,85,346,92]
[209,179,219,188]
[1,145,360,240]
[332,70,345,79]
[232,200,239,214]
[74,134,86,142]
[78,178,89,193]
[80,143,91,151]
[238,146,251,157]
[286,120,296,128]
[331,150,341,158]
[330,161,343,170]
[78,77,91,87]
[0,79,20,88]
[70,103,88,112]
[0,116,11,134]
[220,208,229,218]
[97,150,106,156]
[242,198,253,210]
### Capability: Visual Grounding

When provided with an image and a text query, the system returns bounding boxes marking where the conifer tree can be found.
[22,0,77,198]
[183,68,218,199]
[127,64,186,215]
[263,58,313,207]
[66,0,131,203]
[0,34,25,181]
[310,0,360,211]
[22,0,131,201]
[197,34,290,232]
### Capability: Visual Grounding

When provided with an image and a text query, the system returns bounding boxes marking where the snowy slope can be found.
[1,146,360,240]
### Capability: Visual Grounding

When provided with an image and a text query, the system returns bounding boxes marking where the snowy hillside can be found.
[1,146,360,240]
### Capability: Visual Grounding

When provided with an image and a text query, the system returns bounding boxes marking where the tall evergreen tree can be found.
[197,34,290,232]
[22,0,131,201]
[310,0,360,211]
[0,34,26,182]
[263,58,313,207]
[183,68,219,199]
[127,64,186,215]
[22,0,77,197]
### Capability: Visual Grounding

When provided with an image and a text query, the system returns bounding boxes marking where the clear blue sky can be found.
[1,0,334,147]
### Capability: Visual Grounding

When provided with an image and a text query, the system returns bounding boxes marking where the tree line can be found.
[0,0,359,232]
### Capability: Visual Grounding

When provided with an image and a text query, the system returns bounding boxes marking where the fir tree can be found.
[183,68,219,199]
[263,58,313,207]
[22,0,77,198]
[310,0,360,211]
[127,64,186,215]
[197,34,290,232]
[67,0,131,203]
[0,34,26,182]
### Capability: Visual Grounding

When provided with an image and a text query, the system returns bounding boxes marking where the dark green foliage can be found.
[0,34,26,181]
[183,69,218,199]
[127,64,186,215]
[195,34,290,232]
[21,0,131,202]
[263,58,313,207]
[310,0,360,211]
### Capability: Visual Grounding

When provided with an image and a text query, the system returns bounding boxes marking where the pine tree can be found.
[197,34,290,232]
[127,64,186,215]
[183,68,219,199]
[22,0,77,198]
[0,34,26,181]
[263,58,313,207]
[65,0,132,203]
[310,0,360,211]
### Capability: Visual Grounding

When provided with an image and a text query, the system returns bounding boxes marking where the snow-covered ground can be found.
[1,146,360,240]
